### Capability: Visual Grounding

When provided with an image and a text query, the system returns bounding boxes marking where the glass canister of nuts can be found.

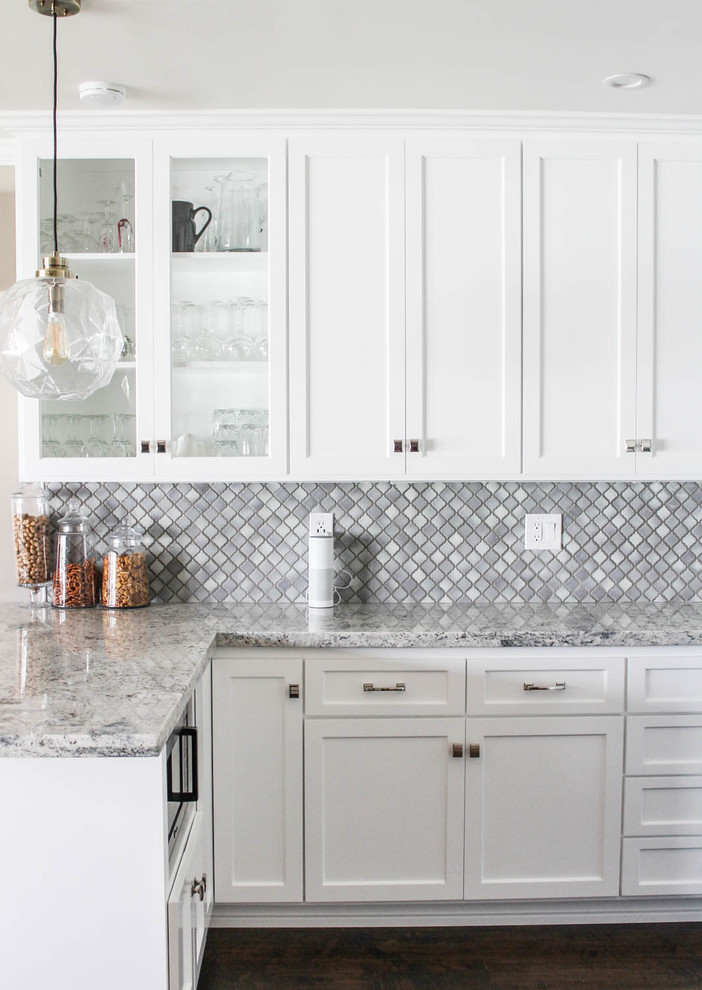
[52,498,98,609]
[101,522,150,609]
[10,485,52,606]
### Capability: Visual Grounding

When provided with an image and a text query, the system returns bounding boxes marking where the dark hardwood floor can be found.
[198,923,702,989]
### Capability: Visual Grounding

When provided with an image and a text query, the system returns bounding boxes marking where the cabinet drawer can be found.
[304,656,466,716]
[624,776,702,836]
[626,716,702,775]
[628,656,702,713]
[466,656,625,715]
[621,836,702,896]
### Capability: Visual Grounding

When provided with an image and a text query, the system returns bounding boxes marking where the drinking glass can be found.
[171,300,194,363]
[191,302,223,361]
[98,199,118,253]
[41,414,61,458]
[213,172,232,251]
[71,212,99,253]
[197,181,217,253]
[256,183,268,251]
[118,183,135,251]
[212,408,240,442]
[85,415,110,458]
[109,414,130,456]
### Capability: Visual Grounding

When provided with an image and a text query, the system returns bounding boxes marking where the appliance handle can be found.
[167,726,199,803]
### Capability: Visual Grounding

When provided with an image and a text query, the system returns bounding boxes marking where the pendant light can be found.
[0,0,123,401]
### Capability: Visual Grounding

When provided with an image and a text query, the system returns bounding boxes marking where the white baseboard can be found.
[211,896,702,928]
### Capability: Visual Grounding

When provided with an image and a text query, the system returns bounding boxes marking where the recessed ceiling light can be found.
[79,81,127,107]
[602,73,652,89]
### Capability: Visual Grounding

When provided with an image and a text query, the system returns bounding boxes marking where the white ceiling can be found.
[0,0,700,117]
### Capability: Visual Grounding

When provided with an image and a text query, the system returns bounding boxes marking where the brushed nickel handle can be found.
[289,684,300,699]
[393,439,404,453]
[625,439,637,453]
[363,682,406,692]
[140,440,151,454]
[191,878,205,902]
[639,439,653,453]
[408,439,420,453]
[156,440,167,454]
[469,744,480,759]
[452,743,463,758]
[524,681,566,691]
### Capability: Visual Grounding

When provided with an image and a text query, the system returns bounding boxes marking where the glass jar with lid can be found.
[10,484,52,606]
[101,522,150,609]
[52,498,98,608]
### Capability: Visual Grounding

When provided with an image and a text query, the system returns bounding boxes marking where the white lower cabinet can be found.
[304,717,466,902]
[213,656,303,903]
[464,716,624,899]
[168,811,213,990]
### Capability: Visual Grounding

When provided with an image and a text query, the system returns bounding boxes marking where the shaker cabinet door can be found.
[404,139,522,477]
[465,716,624,899]
[522,139,638,477]
[212,655,303,903]
[289,135,406,478]
[636,140,702,477]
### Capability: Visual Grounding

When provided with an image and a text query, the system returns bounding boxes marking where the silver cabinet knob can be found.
[408,439,420,453]
[393,439,404,453]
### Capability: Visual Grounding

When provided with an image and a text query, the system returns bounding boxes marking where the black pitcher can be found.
[172,201,212,252]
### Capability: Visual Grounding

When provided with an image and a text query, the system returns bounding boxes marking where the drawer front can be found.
[621,836,702,896]
[626,715,702,775]
[305,656,466,716]
[628,656,702,713]
[624,776,702,836]
[467,656,625,715]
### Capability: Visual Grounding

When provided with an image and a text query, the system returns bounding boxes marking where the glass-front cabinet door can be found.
[152,137,287,478]
[16,135,154,481]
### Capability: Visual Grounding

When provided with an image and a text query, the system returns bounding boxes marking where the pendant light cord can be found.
[52,7,58,255]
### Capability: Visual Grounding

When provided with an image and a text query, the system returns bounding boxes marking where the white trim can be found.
[5,109,702,136]
[211,896,702,928]
[0,138,15,166]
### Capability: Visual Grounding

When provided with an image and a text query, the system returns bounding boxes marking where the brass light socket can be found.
[35,252,77,281]
[29,0,81,16]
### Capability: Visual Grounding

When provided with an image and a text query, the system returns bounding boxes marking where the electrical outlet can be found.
[309,511,334,537]
[524,513,562,551]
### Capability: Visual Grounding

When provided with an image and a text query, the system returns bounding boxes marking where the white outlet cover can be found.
[524,513,562,551]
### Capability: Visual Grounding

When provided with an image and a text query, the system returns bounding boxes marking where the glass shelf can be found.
[172,361,268,372]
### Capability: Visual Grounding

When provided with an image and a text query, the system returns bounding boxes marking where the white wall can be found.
[0,175,21,601]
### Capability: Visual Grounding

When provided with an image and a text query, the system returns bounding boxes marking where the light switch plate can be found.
[524,513,562,551]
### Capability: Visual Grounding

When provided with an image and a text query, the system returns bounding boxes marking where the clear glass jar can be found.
[101,522,150,609]
[10,484,51,605]
[52,498,98,608]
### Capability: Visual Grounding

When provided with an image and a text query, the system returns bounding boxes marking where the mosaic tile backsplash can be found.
[47,481,702,604]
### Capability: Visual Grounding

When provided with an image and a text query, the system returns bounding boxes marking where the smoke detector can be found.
[602,73,652,90]
[79,81,127,107]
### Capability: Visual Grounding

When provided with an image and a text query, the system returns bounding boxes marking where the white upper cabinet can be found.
[522,139,638,478]
[636,140,702,477]
[153,136,287,479]
[405,139,522,477]
[16,134,155,482]
[289,135,406,478]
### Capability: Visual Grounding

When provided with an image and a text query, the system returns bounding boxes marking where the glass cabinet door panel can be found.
[169,157,271,462]
[35,158,142,465]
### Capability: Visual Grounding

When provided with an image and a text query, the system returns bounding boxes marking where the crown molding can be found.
[2,108,702,136]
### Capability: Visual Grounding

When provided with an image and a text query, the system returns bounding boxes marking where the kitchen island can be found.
[4,600,702,990]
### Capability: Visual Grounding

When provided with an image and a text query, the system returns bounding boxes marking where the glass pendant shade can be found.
[0,257,123,400]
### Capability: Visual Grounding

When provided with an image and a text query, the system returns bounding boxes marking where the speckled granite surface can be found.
[3,600,702,758]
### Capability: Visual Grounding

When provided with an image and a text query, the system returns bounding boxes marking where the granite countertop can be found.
[3,600,702,758]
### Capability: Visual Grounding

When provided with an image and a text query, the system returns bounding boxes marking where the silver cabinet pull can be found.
[625,439,637,453]
[393,439,404,453]
[639,439,653,453]
[625,439,654,454]
[363,682,406,692]
[191,878,205,902]
[289,684,300,699]
[140,440,151,454]
[524,681,566,691]
[156,440,167,454]
[452,743,464,758]
[469,744,481,759]
[408,439,420,453]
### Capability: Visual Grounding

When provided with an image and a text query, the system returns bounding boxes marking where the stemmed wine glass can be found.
[191,302,223,361]
[98,199,118,253]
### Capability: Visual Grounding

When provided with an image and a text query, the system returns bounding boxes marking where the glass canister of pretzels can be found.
[101,522,150,609]
[52,498,98,609]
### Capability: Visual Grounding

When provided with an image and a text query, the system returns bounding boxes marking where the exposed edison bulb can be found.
[43,310,69,366]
